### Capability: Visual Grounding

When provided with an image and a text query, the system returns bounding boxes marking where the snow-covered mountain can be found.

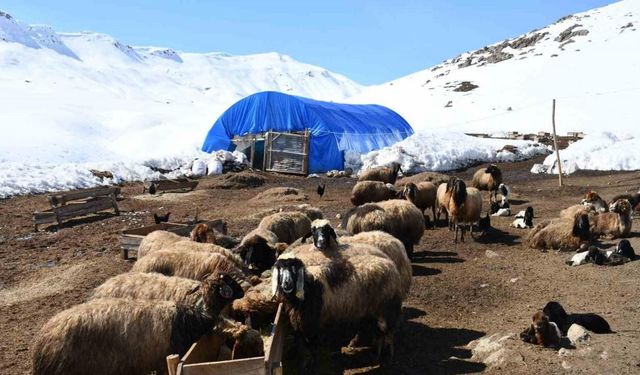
[349,0,640,136]
[0,10,362,165]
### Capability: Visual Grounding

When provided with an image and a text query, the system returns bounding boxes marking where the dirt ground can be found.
[1,157,640,375]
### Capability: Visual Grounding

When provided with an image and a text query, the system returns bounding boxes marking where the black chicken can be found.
[317,183,326,199]
[153,212,171,224]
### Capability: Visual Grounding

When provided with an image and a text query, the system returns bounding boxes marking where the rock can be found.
[567,324,591,345]
[558,348,572,357]
[468,333,524,368]
[510,277,519,283]
[485,250,500,258]
[561,360,571,369]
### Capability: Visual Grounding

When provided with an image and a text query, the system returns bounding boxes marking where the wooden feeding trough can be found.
[167,303,288,375]
[143,178,199,194]
[119,219,226,260]
[32,186,121,231]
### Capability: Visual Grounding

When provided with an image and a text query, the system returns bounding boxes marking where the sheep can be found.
[230,276,280,329]
[258,211,312,244]
[527,214,590,252]
[615,239,635,259]
[235,228,289,274]
[91,272,204,305]
[471,164,503,202]
[543,301,612,335]
[343,199,425,258]
[402,181,437,221]
[219,318,265,359]
[519,311,562,348]
[611,192,640,211]
[282,204,324,221]
[137,230,184,258]
[350,180,397,206]
[447,179,483,243]
[190,222,240,249]
[559,204,595,220]
[33,273,243,375]
[131,249,249,287]
[581,190,608,213]
[511,206,534,228]
[358,162,402,184]
[273,246,405,370]
[590,199,632,239]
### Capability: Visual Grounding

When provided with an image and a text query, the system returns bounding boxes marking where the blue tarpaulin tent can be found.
[201,91,414,173]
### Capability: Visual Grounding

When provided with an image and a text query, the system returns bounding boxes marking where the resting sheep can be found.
[590,199,632,239]
[447,179,483,243]
[33,273,243,375]
[471,164,503,202]
[402,181,437,221]
[527,214,591,251]
[273,246,405,371]
[519,311,562,348]
[358,162,402,184]
[559,204,595,220]
[511,206,534,229]
[342,199,424,258]
[581,190,608,213]
[350,181,398,206]
[543,301,612,334]
[258,211,312,244]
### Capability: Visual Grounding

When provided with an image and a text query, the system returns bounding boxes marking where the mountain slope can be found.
[349,0,640,136]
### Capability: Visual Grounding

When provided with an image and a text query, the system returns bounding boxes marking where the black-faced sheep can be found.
[611,192,640,211]
[615,239,635,259]
[511,206,534,228]
[590,199,632,239]
[402,181,437,221]
[519,310,562,348]
[258,211,312,244]
[342,199,424,258]
[447,179,483,243]
[543,301,612,334]
[350,180,398,206]
[235,228,288,274]
[527,214,590,251]
[471,164,503,202]
[33,273,243,375]
[273,248,404,371]
[358,162,402,184]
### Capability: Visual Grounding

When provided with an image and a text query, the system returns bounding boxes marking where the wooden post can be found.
[166,354,180,375]
[551,99,564,186]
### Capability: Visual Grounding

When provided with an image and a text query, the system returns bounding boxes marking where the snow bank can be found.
[531,132,640,174]
[0,150,247,198]
[350,131,550,174]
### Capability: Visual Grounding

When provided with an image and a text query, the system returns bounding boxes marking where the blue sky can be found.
[2,0,617,85]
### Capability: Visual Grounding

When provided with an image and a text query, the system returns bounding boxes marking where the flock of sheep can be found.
[30,162,639,374]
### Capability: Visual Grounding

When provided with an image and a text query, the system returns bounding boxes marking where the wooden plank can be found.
[182,334,225,365]
[181,357,265,375]
[167,354,180,375]
[56,197,115,220]
[48,186,120,207]
[265,304,286,370]
[152,179,199,193]
[121,223,187,237]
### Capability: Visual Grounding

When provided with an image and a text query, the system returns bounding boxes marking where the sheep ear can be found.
[301,231,313,243]
[295,267,305,301]
[271,267,279,297]
[330,227,337,241]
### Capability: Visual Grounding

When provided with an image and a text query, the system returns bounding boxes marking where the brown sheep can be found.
[235,228,289,274]
[519,310,562,348]
[91,272,203,305]
[527,214,591,251]
[137,230,184,258]
[350,181,398,206]
[258,211,312,244]
[189,223,240,249]
[447,179,483,243]
[33,273,243,375]
[581,190,609,213]
[358,162,402,184]
[282,204,324,221]
[230,276,279,329]
[471,164,503,202]
[590,199,632,239]
[559,204,596,220]
[138,235,244,269]
[402,181,437,220]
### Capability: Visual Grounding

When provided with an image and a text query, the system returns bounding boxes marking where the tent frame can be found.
[231,129,310,175]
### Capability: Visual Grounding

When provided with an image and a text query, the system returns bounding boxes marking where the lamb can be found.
[258,211,312,244]
[342,199,425,258]
[543,301,612,334]
[131,249,249,287]
[235,228,289,274]
[401,181,437,221]
[511,206,534,228]
[350,180,398,206]
[581,190,609,213]
[447,179,483,243]
[519,310,562,348]
[471,164,503,202]
[527,214,591,251]
[358,162,402,184]
[273,247,405,370]
[590,199,632,239]
[33,273,243,375]
[615,239,635,259]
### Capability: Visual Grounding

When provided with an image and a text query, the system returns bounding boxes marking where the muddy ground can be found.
[1,157,639,375]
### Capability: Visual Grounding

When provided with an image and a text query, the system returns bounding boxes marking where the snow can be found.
[349,131,550,174]
[531,132,640,174]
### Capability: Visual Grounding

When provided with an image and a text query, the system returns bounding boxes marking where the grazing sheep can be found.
[581,190,609,213]
[33,273,243,375]
[230,276,279,329]
[559,204,595,220]
[350,181,398,206]
[190,223,240,249]
[447,179,483,243]
[235,228,289,274]
[137,230,185,258]
[402,181,437,220]
[131,249,248,287]
[273,247,405,370]
[258,211,312,244]
[471,164,503,202]
[527,214,591,252]
[343,199,425,258]
[543,301,611,334]
[91,272,203,305]
[358,162,402,184]
[511,206,534,228]
[590,199,633,239]
[519,311,562,348]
